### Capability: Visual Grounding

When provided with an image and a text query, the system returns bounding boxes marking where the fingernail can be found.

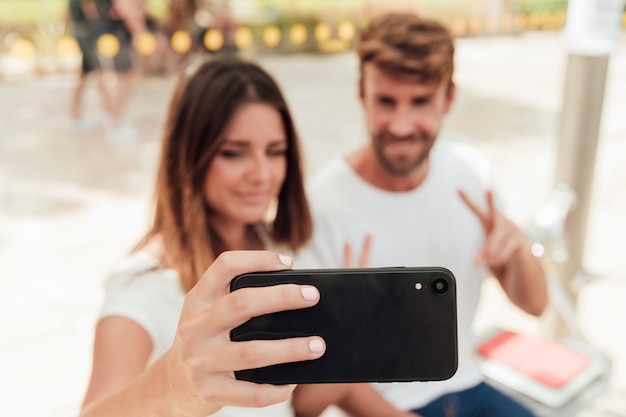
[278,254,292,266]
[301,286,318,301]
[309,338,324,353]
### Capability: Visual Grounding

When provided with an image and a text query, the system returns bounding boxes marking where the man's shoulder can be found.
[305,157,367,223]
[437,141,487,163]
[435,141,492,179]
[307,157,354,195]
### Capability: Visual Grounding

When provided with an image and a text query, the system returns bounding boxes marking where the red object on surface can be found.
[478,330,591,388]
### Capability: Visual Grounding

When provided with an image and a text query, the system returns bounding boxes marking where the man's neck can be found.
[346,146,430,192]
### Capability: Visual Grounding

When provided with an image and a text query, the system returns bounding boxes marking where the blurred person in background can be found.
[164,0,200,67]
[212,1,239,56]
[80,0,147,141]
[297,13,548,417]
[67,0,113,133]
[166,0,197,33]
[79,57,413,417]
[134,0,175,75]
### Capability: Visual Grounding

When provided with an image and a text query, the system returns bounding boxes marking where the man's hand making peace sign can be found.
[458,189,548,317]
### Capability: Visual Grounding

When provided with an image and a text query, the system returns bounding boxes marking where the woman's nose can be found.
[248,155,272,182]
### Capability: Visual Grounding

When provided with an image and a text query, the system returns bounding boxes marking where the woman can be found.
[80,58,407,417]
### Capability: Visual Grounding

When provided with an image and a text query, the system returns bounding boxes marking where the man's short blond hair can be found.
[356,13,455,85]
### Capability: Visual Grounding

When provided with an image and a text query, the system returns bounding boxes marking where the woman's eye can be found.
[219,150,242,158]
[268,148,287,157]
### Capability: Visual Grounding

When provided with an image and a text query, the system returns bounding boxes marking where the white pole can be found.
[555,0,625,306]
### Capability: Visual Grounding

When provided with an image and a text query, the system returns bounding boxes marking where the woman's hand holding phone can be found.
[167,251,326,415]
[81,251,326,417]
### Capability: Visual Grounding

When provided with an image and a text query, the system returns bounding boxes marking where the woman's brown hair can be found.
[137,57,312,291]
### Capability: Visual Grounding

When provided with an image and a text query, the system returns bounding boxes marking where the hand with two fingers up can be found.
[343,234,373,268]
[458,189,548,316]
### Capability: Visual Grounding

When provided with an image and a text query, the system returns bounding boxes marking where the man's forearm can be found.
[500,243,548,317]
[337,384,417,417]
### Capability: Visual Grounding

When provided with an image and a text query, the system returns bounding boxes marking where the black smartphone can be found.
[230,267,458,384]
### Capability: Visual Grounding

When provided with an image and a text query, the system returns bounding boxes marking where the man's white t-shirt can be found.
[296,142,497,411]
[99,251,294,417]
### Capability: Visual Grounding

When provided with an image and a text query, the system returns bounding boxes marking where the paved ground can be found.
[1,31,625,416]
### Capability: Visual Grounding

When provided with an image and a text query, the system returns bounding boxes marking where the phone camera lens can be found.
[432,277,449,295]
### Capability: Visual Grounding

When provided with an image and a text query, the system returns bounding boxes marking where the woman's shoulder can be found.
[101,251,186,358]
[111,251,161,276]
[104,251,184,301]
[108,234,171,283]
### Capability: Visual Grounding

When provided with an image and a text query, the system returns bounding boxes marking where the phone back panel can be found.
[230,267,458,384]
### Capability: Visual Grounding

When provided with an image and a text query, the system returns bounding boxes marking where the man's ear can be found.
[444,81,456,113]
[358,78,365,103]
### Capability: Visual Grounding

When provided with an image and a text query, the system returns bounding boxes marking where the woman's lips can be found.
[235,192,269,204]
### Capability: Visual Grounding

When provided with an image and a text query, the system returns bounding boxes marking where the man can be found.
[298,13,548,417]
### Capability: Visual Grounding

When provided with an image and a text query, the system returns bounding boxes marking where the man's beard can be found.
[373,131,430,176]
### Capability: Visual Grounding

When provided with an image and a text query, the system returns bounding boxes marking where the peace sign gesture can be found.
[457,189,548,316]
[458,189,527,270]
[343,234,373,268]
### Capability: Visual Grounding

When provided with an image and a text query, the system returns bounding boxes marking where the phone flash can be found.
[414,283,423,290]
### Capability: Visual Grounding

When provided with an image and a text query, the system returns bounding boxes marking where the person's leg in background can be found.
[69,70,90,132]
[70,36,97,132]
[70,35,114,133]
[412,382,536,417]
[105,27,139,142]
